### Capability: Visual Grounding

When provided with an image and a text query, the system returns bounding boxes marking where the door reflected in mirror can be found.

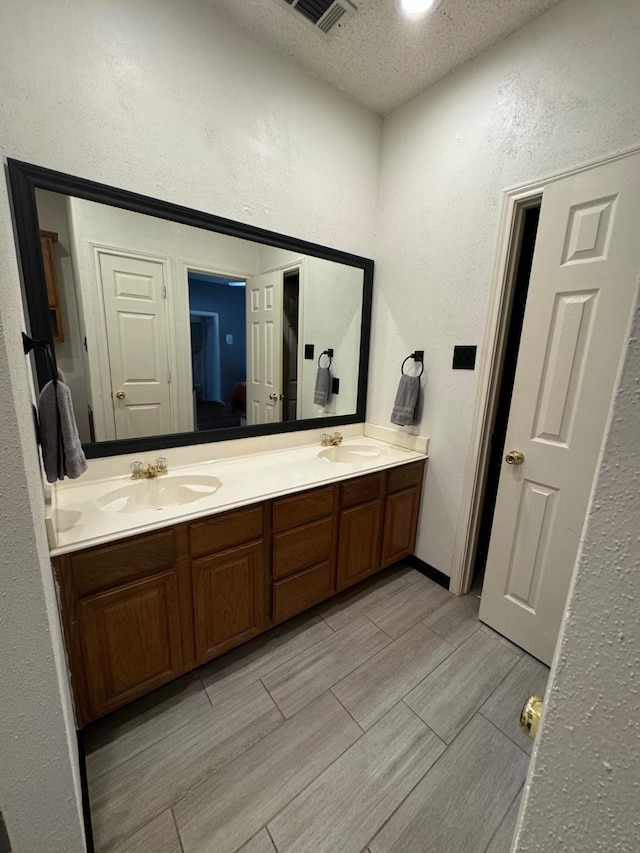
[34,190,365,444]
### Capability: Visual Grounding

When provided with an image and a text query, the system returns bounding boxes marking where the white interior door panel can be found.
[480,154,640,664]
[245,270,283,425]
[98,251,173,440]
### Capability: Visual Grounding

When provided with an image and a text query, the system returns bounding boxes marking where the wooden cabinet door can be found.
[381,487,420,568]
[40,230,64,342]
[192,541,265,663]
[337,499,382,591]
[79,568,183,718]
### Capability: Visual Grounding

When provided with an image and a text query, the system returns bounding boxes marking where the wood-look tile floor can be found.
[84,565,549,853]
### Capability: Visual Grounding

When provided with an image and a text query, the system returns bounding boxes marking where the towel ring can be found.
[401,354,424,378]
[22,332,59,386]
[318,349,333,368]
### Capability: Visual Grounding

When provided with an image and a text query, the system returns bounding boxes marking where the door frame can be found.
[280,260,305,420]
[176,260,255,434]
[189,309,222,402]
[258,258,306,420]
[244,259,306,425]
[450,146,640,597]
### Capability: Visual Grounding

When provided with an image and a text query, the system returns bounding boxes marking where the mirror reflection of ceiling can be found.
[35,189,364,445]
[209,0,564,115]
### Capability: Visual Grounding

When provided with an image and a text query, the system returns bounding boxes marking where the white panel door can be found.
[480,154,640,664]
[245,271,283,425]
[98,251,173,439]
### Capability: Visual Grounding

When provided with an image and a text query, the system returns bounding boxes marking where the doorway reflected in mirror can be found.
[188,272,246,432]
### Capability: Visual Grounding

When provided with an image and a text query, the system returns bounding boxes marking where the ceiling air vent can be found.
[274,0,357,38]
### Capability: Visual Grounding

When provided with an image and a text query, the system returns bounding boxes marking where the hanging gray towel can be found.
[38,378,88,483]
[314,366,332,407]
[391,374,420,426]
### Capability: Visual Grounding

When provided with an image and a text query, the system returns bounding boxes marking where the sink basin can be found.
[318,444,386,464]
[95,474,222,514]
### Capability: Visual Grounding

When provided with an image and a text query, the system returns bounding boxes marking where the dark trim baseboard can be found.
[404,555,451,591]
[77,731,95,853]
[0,810,10,853]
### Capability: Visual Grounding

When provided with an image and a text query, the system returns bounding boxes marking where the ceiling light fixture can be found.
[396,0,441,19]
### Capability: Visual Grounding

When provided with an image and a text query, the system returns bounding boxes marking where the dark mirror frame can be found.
[8,159,373,459]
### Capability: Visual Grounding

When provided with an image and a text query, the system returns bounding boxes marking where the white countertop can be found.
[48,428,428,556]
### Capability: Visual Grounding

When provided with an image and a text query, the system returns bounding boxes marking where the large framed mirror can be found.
[9,160,373,458]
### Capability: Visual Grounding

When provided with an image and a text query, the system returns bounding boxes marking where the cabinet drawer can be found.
[272,485,335,532]
[273,560,333,624]
[71,529,177,597]
[273,516,334,580]
[386,461,425,494]
[341,473,384,508]
[190,505,264,558]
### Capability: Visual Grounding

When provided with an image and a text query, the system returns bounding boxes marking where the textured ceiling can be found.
[207,0,564,115]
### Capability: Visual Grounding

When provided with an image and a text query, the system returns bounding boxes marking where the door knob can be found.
[115,391,126,400]
[269,393,279,401]
[520,695,544,739]
[505,449,524,465]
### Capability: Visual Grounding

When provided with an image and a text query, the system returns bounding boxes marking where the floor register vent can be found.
[274,0,357,38]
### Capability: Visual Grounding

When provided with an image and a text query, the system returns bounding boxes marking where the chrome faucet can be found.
[321,432,343,447]
[130,458,168,479]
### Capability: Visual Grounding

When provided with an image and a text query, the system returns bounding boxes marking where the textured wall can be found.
[372,0,640,575]
[0,193,86,851]
[0,0,380,257]
[0,0,380,849]
[515,297,640,852]
[298,257,364,419]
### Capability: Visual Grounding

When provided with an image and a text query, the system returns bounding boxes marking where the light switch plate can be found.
[453,345,477,370]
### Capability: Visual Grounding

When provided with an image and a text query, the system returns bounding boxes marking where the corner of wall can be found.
[0,184,86,850]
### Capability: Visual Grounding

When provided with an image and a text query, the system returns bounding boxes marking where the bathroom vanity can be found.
[9,160,429,728]
[51,440,426,726]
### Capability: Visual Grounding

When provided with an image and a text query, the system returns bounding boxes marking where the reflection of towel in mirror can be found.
[391,374,420,426]
[314,366,332,407]
[38,379,88,483]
